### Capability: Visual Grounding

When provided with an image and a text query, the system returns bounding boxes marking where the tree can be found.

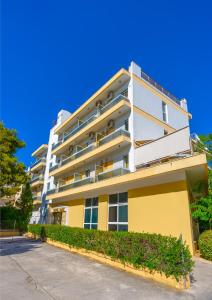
[191,133,212,232]
[16,182,33,229]
[0,122,28,197]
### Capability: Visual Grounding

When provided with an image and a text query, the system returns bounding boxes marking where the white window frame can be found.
[84,198,98,229]
[108,192,128,231]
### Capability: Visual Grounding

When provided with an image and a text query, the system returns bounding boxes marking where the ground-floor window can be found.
[108,192,128,231]
[84,197,98,229]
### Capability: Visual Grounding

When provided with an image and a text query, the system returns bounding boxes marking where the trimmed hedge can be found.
[199,230,212,261]
[28,224,193,280]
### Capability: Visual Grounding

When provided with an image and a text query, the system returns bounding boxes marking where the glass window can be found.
[108,193,128,232]
[124,119,129,131]
[84,198,98,229]
[162,101,168,123]
[85,169,90,178]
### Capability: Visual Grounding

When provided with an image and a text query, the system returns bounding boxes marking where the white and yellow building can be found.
[30,61,208,254]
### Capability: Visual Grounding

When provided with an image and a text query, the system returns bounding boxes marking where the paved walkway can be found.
[0,237,212,300]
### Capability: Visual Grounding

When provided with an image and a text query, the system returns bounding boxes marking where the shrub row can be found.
[199,230,212,261]
[28,224,193,280]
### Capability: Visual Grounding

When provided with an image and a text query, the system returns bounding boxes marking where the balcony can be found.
[47,166,130,198]
[32,195,42,204]
[135,126,191,168]
[47,177,94,195]
[30,157,46,172]
[49,129,131,177]
[97,167,130,181]
[51,94,130,154]
[30,175,44,188]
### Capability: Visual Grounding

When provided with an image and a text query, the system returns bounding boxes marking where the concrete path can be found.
[0,237,212,300]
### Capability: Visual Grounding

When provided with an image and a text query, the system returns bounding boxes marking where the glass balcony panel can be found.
[30,175,44,183]
[97,167,130,181]
[31,157,46,168]
[59,177,94,192]
[50,129,130,173]
[52,94,129,151]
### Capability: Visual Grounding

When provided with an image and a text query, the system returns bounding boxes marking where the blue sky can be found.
[2,0,212,166]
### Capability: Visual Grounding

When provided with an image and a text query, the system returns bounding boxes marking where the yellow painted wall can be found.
[98,195,108,230]
[69,199,84,228]
[128,181,194,253]
[57,199,84,228]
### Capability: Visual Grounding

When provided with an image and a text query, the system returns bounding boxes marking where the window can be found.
[84,198,98,229]
[108,192,128,231]
[162,101,168,123]
[124,119,129,131]
[47,182,50,191]
[85,169,90,178]
[123,155,129,169]
[121,89,128,98]
[164,130,168,136]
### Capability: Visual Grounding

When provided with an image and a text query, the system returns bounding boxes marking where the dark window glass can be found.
[92,197,98,207]
[85,169,90,178]
[84,224,90,229]
[119,205,128,222]
[109,224,117,231]
[109,194,118,204]
[84,208,91,223]
[92,208,98,223]
[118,225,128,231]
[91,224,97,230]
[119,192,128,203]
[85,199,91,207]
[109,206,117,222]
[125,119,129,131]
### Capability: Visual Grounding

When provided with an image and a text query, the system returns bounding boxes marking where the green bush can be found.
[199,230,212,261]
[28,224,193,280]
[0,206,21,229]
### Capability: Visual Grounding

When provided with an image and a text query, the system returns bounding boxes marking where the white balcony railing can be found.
[135,126,191,168]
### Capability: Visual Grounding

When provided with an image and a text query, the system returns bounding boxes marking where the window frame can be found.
[108,192,128,231]
[84,197,98,229]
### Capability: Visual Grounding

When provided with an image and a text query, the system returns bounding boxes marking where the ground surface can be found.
[0,237,212,300]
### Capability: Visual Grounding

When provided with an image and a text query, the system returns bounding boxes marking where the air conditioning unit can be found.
[69,145,74,154]
[95,100,103,107]
[107,119,115,128]
[89,131,95,140]
[107,91,114,101]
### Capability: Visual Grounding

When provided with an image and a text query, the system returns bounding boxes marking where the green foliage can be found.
[0,206,20,229]
[191,170,212,232]
[199,230,212,261]
[16,182,33,230]
[194,133,212,165]
[28,224,194,280]
[0,122,28,197]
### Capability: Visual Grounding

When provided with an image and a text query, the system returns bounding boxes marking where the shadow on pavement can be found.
[0,236,42,256]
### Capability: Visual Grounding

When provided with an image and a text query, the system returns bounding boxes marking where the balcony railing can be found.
[32,195,41,202]
[49,128,130,172]
[140,69,181,105]
[46,177,94,195]
[97,167,130,181]
[46,167,130,197]
[30,175,44,184]
[51,94,130,151]
[31,157,46,169]
[135,126,191,168]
